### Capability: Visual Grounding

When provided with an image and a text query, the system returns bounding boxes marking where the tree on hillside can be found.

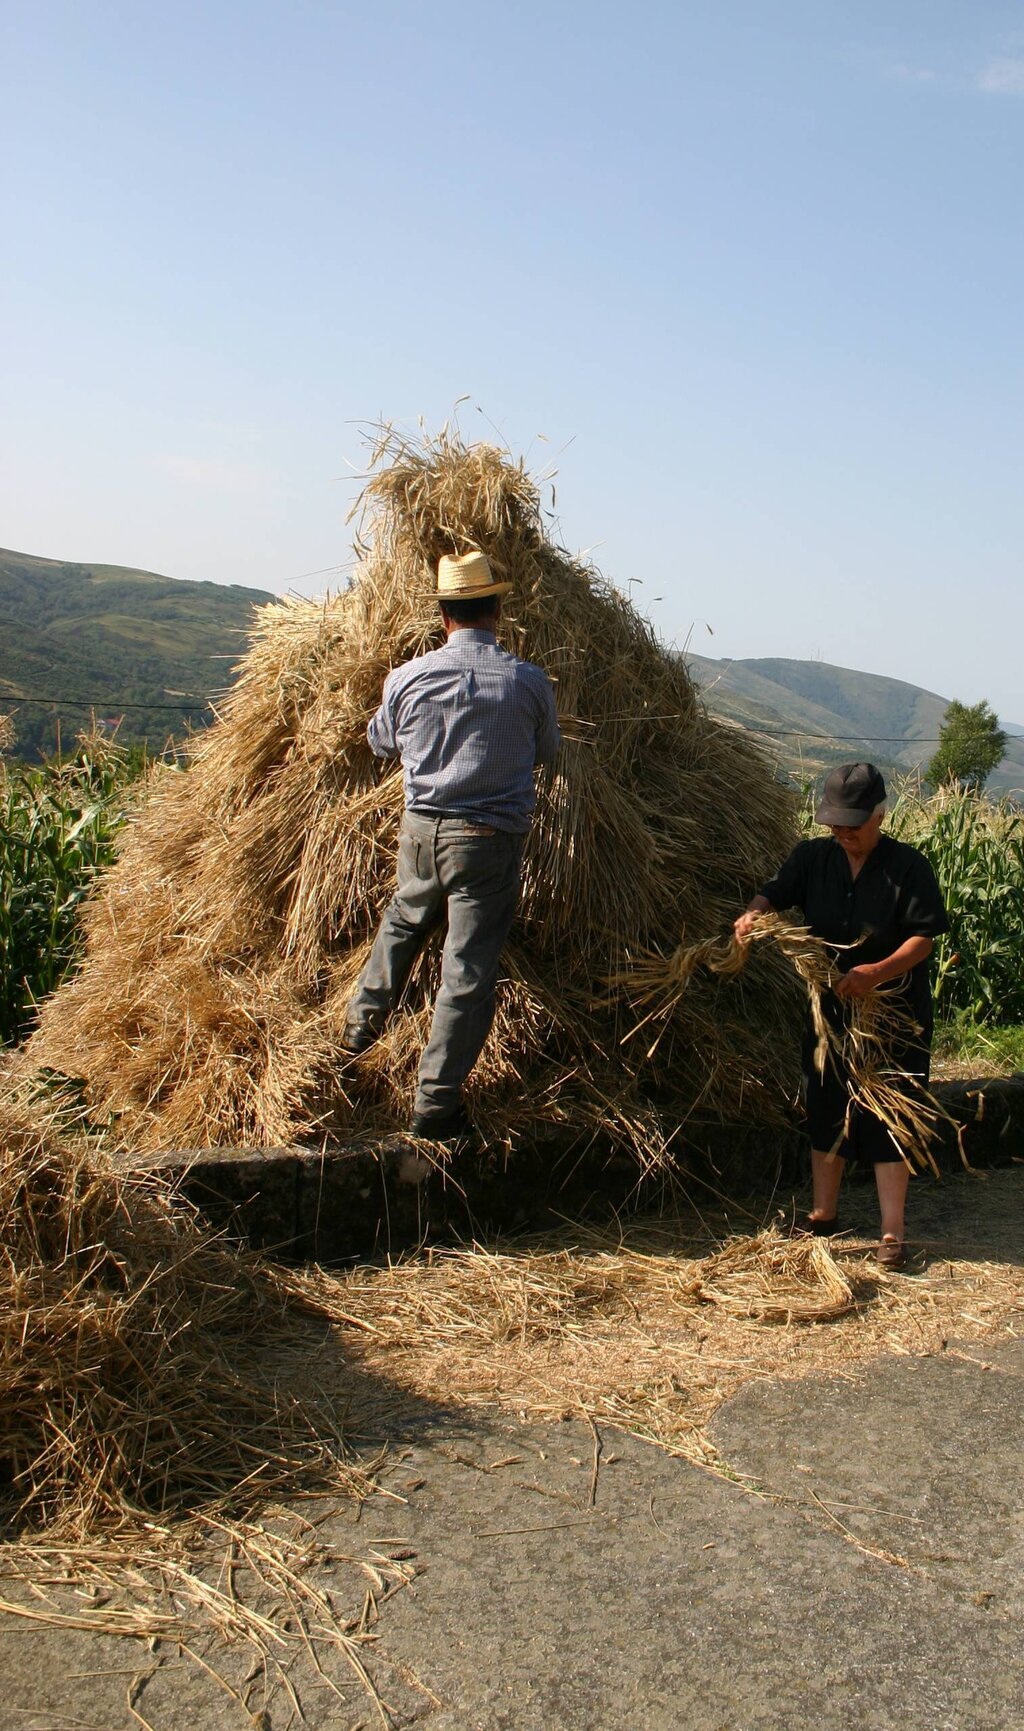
[927,699,1007,791]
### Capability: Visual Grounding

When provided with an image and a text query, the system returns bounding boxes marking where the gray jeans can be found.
[347,811,525,1122]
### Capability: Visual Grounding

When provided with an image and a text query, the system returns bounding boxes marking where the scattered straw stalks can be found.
[0,1101,407,1719]
[304,1176,1024,1474]
[298,1225,884,1477]
[0,1103,371,1536]
[617,913,964,1172]
[3,1084,1021,1714]
[688,1229,858,1322]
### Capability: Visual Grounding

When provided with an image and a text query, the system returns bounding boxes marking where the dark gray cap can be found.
[815,762,887,827]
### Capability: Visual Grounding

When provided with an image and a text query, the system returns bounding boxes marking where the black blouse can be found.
[759,835,949,1035]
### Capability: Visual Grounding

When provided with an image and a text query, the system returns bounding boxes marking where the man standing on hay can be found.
[734,764,948,1269]
[343,551,560,1143]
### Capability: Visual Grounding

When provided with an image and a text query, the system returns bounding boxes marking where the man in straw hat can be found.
[343,550,560,1143]
[734,763,948,1268]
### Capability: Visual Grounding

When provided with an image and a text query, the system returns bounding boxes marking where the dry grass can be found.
[309,1226,877,1470]
[13,425,802,1168]
[0,1102,374,1539]
[0,712,14,755]
[0,1100,417,1717]
[2,1087,1020,1717]
[8,1082,1013,1528]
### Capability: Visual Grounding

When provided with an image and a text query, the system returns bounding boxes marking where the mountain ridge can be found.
[684,653,1024,795]
[3,545,1019,795]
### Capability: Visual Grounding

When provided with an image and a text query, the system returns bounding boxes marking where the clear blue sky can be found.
[3,1,1022,721]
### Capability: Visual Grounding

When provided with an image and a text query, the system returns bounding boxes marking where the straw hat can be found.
[436,550,511,601]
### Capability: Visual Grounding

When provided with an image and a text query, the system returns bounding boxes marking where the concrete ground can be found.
[3,1173,1023,1731]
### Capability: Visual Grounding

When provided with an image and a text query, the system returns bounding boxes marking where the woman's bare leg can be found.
[810,1149,845,1221]
[874,1160,910,1242]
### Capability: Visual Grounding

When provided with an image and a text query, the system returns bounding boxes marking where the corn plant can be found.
[0,734,140,1045]
[889,785,1024,1022]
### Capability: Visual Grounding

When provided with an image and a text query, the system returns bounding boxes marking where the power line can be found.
[0,691,211,714]
[0,690,1014,750]
[740,729,1005,745]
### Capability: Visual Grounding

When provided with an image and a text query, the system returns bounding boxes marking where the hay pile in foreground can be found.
[15,426,800,1164]
[0,1103,369,1537]
[620,913,959,1171]
[3,1076,1020,1692]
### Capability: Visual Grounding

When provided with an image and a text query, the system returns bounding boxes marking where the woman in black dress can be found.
[735,764,948,1268]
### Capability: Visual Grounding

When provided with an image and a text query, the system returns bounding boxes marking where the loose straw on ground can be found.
[4,1094,1022,1715]
[287,1174,1024,1474]
[0,1101,406,1721]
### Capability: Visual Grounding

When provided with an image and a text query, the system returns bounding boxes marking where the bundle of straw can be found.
[619,913,953,1172]
[14,425,801,1168]
[687,1227,857,1322]
[0,1103,369,1537]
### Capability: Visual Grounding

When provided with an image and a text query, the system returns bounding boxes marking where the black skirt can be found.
[801,1017,931,1166]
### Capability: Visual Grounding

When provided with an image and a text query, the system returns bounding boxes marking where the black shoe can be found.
[408,1105,478,1148]
[341,1021,381,1058]
[784,1214,839,1239]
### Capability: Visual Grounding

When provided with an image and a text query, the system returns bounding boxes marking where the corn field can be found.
[888,782,1024,1023]
[0,734,140,1045]
[1,741,1022,1056]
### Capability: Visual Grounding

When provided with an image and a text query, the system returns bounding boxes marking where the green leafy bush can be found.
[0,735,140,1044]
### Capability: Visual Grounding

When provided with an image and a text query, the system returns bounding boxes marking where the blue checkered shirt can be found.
[367,628,560,833]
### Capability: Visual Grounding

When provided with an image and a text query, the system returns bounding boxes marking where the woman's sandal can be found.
[876,1236,908,1270]
[785,1215,839,1239]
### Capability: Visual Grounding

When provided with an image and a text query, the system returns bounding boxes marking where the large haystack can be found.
[17,427,800,1163]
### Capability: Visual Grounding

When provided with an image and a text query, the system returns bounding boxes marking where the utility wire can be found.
[0,688,1013,748]
[0,692,210,713]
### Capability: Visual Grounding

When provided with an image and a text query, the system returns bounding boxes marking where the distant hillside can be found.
[684,654,1024,797]
[5,549,1019,798]
[0,548,275,760]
